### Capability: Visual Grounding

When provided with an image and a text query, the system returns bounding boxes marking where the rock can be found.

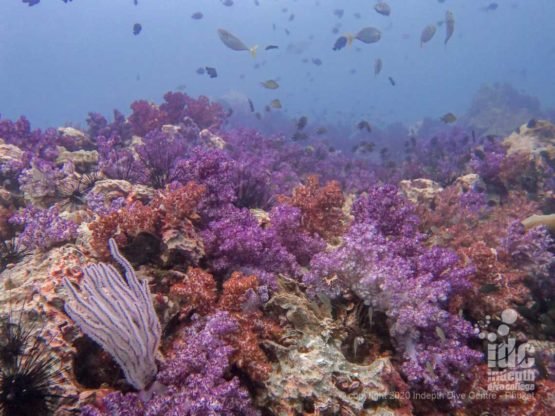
[522,214,555,232]
[0,138,24,165]
[0,245,88,415]
[454,173,486,193]
[160,227,205,266]
[58,127,93,149]
[90,179,155,204]
[56,146,99,170]
[200,128,226,149]
[503,119,555,160]
[260,278,410,415]
[399,178,443,207]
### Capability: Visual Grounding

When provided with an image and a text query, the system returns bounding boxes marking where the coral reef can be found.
[1,91,554,415]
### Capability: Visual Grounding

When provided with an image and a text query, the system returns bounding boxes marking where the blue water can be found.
[1,0,554,129]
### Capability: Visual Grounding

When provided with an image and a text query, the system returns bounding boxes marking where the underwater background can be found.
[0,1,554,415]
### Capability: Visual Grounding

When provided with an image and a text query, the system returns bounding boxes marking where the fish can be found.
[445,11,455,45]
[297,116,308,130]
[289,14,295,21]
[205,67,218,78]
[354,27,381,44]
[354,12,361,19]
[217,29,258,57]
[482,2,498,11]
[132,23,142,35]
[134,0,138,5]
[312,58,323,66]
[261,80,279,89]
[196,67,205,75]
[332,26,340,34]
[374,58,383,76]
[374,2,391,16]
[435,326,446,343]
[265,45,279,50]
[255,112,262,120]
[333,36,348,51]
[254,0,259,5]
[176,84,186,91]
[440,112,457,124]
[353,141,375,154]
[388,76,396,86]
[284,29,290,36]
[420,24,437,47]
[316,127,327,135]
[221,0,234,6]
[191,12,203,20]
[292,131,308,141]
[334,9,344,18]
[270,99,282,109]
[357,121,372,132]
[248,99,255,112]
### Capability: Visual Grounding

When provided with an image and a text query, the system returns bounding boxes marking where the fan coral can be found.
[63,238,161,391]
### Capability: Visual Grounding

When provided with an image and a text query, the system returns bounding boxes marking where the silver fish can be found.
[217,28,257,56]
[445,11,454,45]
[420,24,437,47]
[355,27,381,44]
[374,2,391,16]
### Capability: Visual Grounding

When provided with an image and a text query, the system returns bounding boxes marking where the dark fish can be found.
[134,0,138,5]
[297,116,308,130]
[482,2,498,11]
[284,28,290,35]
[23,0,40,5]
[388,76,396,86]
[353,141,375,154]
[333,36,348,51]
[265,45,279,50]
[334,9,344,18]
[265,105,271,112]
[133,23,142,35]
[527,119,538,128]
[221,0,234,6]
[374,58,383,76]
[357,120,372,132]
[292,131,308,141]
[248,99,255,112]
[420,24,437,47]
[374,2,391,16]
[316,127,327,135]
[196,67,205,75]
[312,58,323,66]
[354,12,361,19]
[332,26,340,34]
[355,27,381,44]
[176,84,186,91]
[255,112,262,120]
[205,67,218,78]
[440,112,457,124]
[289,14,295,21]
[191,12,204,20]
[445,11,455,45]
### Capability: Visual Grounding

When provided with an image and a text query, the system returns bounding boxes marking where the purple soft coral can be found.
[81,312,260,416]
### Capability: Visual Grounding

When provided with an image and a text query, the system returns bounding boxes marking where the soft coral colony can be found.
[0,92,554,416]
